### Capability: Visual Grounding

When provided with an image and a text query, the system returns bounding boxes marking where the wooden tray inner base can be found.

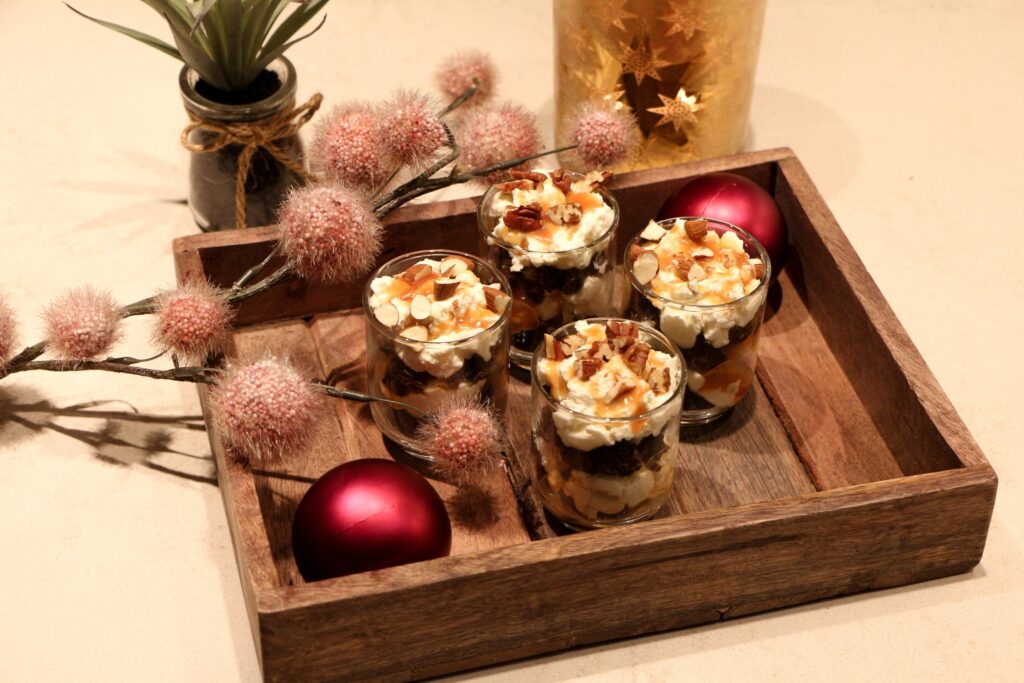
[226,259,962,585]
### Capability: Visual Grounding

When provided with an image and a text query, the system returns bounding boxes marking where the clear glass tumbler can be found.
[363,250,511,457]
[624,217,770,424]
[530,318,685,529]
[477,171,620,367]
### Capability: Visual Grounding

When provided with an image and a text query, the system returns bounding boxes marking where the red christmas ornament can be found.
[292,459,452,581]
[658,172,788,276]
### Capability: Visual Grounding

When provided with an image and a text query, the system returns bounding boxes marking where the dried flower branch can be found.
[1,51,640,475]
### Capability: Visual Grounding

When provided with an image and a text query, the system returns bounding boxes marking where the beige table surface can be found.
[1,1,1021,680]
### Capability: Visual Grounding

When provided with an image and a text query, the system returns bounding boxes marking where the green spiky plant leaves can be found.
[66,0,330,92]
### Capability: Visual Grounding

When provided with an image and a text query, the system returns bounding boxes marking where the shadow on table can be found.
[0,385,215,485]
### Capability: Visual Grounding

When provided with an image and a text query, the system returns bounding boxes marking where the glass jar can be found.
[554,0,767,172]
[179,57,305,231]
[624,217,770,424]
[362,250,511,458]
[477,173,620,367]
[530,318,685,529]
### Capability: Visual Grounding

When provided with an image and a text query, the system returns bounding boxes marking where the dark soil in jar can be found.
[187,70,304,231]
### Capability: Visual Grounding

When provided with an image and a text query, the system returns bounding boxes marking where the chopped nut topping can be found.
[399,263,434,283]
[483,286,510,314]
[586,341,614,362]
[692,247,714,259]
[673,254,695,276]
[575,356,603,379]
[549,168,573,194]
[684,219,709,241]
[561,334,586,353]
[495,179,534,192]
[544,202,583,226]
[750,258,766,279]
[629,244,646,262]
[544,334,567,361]
[623,342,651,376]
[503,203,544,232]
[410,294,432,321]
[633,251,660,284]
[639,222,668,241]
[576,170,613,192]
[374,303,400,328]
[647,366,671,393]
[432,278,459,301]
[688,263,707,281]
[400,325,429,342]
[509,169,547,186]
[606,320,639,340]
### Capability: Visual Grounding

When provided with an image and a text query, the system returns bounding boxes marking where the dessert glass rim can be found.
[624,216,772,309]
[361,248,512,345]
[476,175,621,256]
[530,317,686,424]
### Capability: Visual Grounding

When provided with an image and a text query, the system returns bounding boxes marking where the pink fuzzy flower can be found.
[0,294,17,367]
[379,89,447,167]
[310,103,391,191]
[567,101,639,169]
[417,399,504,482]
[43,286,122,360]
[153,280,232,363]
[278,183,383,283]
[209,358,322,466]
[457,102,541,183]
[435,50,497,106]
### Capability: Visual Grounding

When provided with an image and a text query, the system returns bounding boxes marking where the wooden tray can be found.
[173,148,997,682]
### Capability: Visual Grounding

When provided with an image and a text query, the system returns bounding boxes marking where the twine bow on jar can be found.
[180,93,323,229]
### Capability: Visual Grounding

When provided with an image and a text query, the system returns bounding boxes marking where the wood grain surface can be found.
[173,148,998,682]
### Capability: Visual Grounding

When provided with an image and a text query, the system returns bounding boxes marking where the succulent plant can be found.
[66,0,330,93]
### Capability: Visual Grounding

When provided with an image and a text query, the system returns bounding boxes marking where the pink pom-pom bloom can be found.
[210,358,322,465]
[278,183,383,283]
[457,102,541,183]
[417,400,504,482]
[436,50,497,106]
[43,286,122,360]
[153,280,232,363]
[310,103,391,191]
[379,89,447,167]
[567,101,639,169]
[0,294,17,367]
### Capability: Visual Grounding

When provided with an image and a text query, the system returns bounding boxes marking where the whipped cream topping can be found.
[537,320,683,450]
[631,219,767,349]
[487,169,616,271]
[368,256,508,378]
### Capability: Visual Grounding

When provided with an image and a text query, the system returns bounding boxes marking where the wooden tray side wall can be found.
[173,149,997,682]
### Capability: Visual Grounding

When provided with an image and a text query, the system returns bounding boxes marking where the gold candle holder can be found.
[555,0,767,171]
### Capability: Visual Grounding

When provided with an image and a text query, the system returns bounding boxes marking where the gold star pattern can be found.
[618,41,671,84]
[659,5,706,40]
[648,88,701,132]
[608,0,639,32]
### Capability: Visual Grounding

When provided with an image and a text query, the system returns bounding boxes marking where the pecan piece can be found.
[544,202,583,226]
[549,168,573,195]
[544,334,567,361]
[575,356,604,380]
[647,366,671,393]
[623,342,651,376]
[495,179,534,192]
[503,203,544,232]
[510,169,547,186]
[603,377,637,403]
[574,170,613,192]
[673,253,695,276]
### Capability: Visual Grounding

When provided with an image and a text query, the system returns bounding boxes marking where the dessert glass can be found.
[624,217,771,424]
[530,318,685,529]
[477,170,620,367]
[362,250,511,458]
